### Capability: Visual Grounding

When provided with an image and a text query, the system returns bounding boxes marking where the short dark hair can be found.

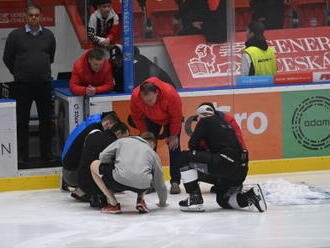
[97,0,112,6]
[140,82,159,95]
[248,21,265,39]
[101,111,119,123]
[111,122,129,134]
[140,132,156,143]
[88,48,105,61]
[26,4,41,12]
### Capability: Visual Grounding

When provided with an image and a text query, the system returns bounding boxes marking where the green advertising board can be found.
[282,90,330,158]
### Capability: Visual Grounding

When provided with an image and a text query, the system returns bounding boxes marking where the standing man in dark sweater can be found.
[3,4,56,163]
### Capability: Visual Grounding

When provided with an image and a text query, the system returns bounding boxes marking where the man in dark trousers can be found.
[77,122,130,207]
[62,111,119,191]
[3,4,56,163]
[178,103,267,212]
[130,78,183,194]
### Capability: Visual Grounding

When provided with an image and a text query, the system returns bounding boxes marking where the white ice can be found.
[1,171,330,248]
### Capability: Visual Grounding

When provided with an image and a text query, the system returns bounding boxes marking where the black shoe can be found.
[170,182,181,194]
[71,193,90,202]
[179,193,205,212]
[61,179,70,192]
[245,184,267,212]
[90,194,108,208]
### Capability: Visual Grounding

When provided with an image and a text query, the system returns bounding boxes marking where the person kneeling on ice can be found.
[77,122,130,208]
[179,103,267,212]
[90,132,168,214]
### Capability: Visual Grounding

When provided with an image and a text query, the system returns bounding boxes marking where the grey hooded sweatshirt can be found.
[99,136,167,205]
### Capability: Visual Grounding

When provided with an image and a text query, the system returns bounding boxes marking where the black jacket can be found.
[113,54,175,92]
[189,115,242,154]
[77,129,117,194]
[62,122,103,170]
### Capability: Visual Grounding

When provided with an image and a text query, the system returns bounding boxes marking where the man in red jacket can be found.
[69,48,114,96]
[130,77,183,194]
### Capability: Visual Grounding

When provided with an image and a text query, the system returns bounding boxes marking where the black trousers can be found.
[11,81,52,159]
[181,150,248,208]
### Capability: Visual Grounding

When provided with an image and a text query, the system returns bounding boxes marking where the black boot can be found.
[179,181,204,212]
[240,184,267,212]
[90,194,108,208]
[179,193,204,212]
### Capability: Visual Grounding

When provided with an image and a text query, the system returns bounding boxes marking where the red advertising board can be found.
[274,72,313,84]
[112,91,283,166]
[163,27,330,88]
[0,6,55,28]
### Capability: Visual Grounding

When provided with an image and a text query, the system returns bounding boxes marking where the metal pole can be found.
[122,0,134,93]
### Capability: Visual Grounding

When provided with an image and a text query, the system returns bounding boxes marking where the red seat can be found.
[147,0,178,37]
[283,2,294,28]
[292,0,327,27]
[235,0,252,31]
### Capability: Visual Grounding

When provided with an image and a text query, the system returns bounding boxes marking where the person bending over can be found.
[62,111,119,194]
[76,122,129,207]
[90,132,168,214]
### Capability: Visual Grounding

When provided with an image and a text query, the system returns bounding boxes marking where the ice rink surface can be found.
[1,170,330,248]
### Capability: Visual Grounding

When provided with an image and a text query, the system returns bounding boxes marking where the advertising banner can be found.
[0,100,17,178]
[0,6,55,28]
[55,90,84,153]
[282,89,330,158]
[163,27,330,88]
[112,91,283,166]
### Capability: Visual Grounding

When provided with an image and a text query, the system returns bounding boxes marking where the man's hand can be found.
[86,85,96,96]
[102,38,111,48]
[192,21,203,30]
[168,135,179,150]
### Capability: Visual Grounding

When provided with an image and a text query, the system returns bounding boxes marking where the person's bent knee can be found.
[90,160,101,174]
[216,196,233,209]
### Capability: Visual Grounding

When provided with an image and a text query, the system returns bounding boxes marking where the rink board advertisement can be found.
[112,92,283,166]
[55,90,84,154]
[111,88,330,167]
[282,90,330,158]
[0,100,17,178]
[163,26,330,88]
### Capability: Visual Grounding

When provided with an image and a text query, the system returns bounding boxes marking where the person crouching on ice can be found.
[90,132,168,214]
[179,103,267,212]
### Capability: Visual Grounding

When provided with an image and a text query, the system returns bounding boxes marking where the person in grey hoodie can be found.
[90,132,168,214]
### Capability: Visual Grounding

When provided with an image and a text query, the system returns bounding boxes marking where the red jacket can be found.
[130,77,183,136]
[69,50,114,96]
[223,114,247,150]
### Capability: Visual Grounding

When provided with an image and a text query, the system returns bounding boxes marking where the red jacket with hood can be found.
[69,50,114,96]
[130,77,183,136]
